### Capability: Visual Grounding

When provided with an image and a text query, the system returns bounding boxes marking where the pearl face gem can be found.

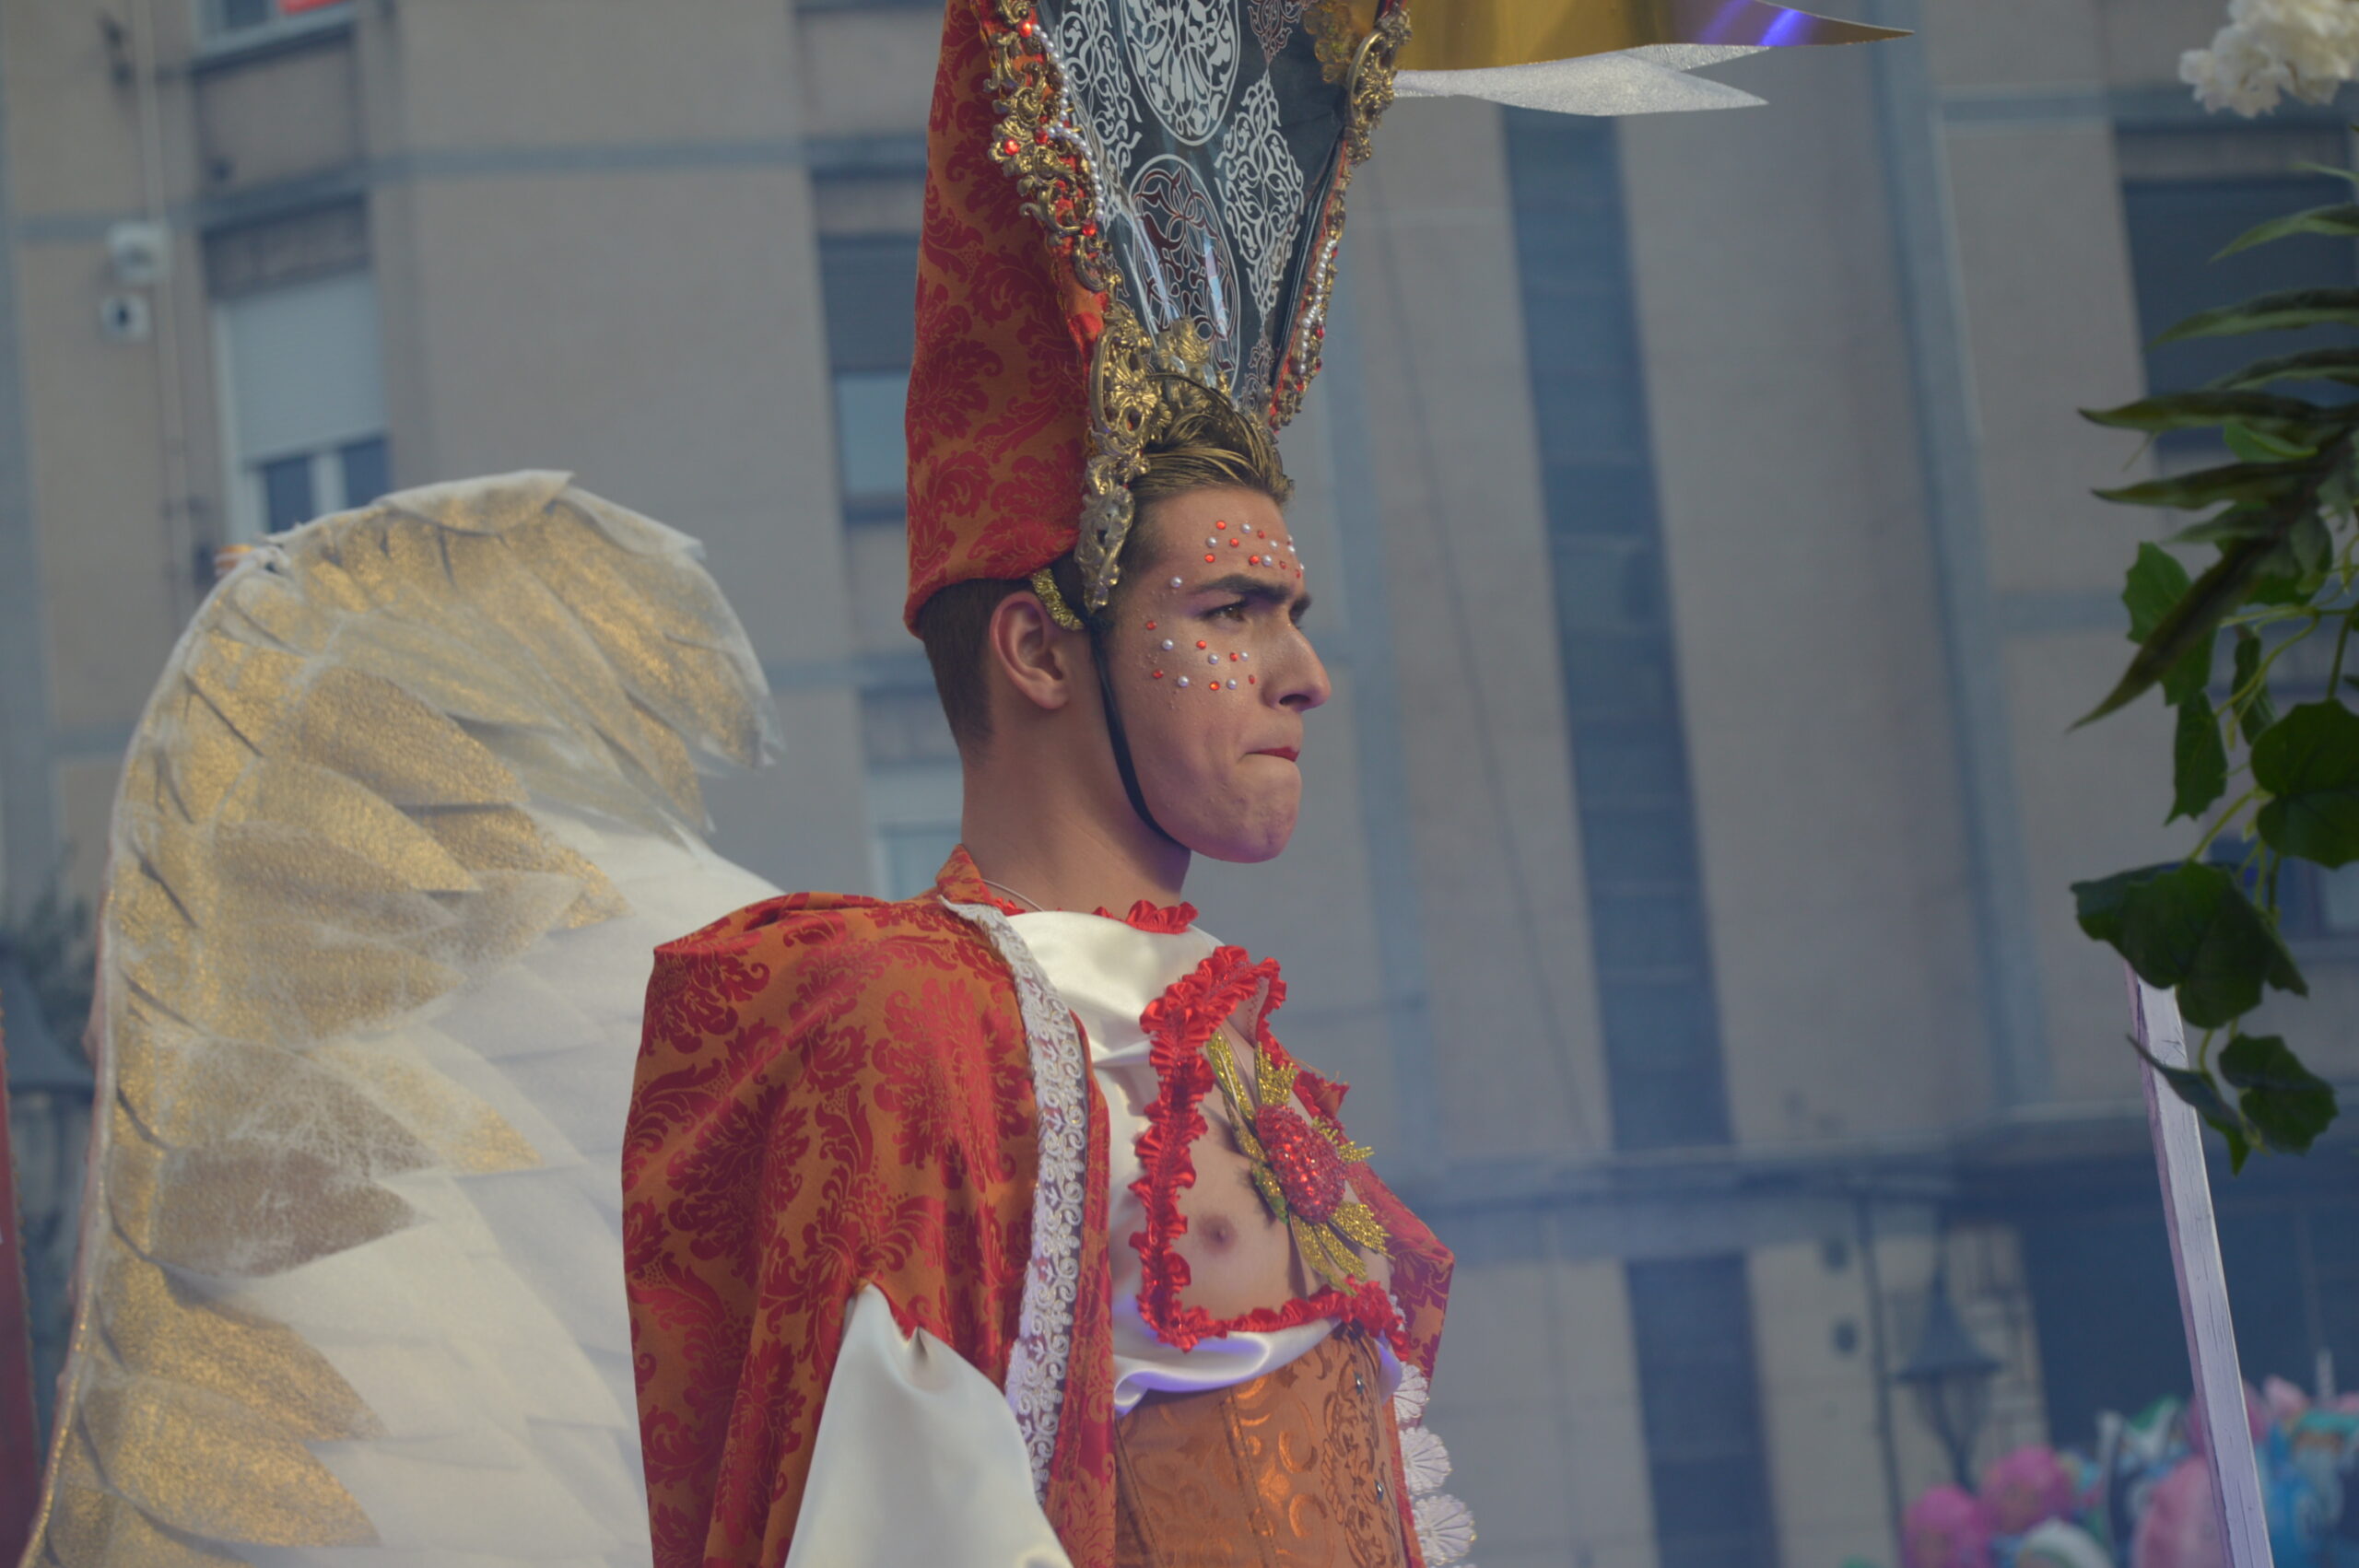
[1206,653,1218,664]
[1178,677,1191,688]
[1226,679,1238,689]
[1170,577,1182,588]
[1161,639,1174,650]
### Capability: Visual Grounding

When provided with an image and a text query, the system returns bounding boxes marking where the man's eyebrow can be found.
[1197,573,1303,608]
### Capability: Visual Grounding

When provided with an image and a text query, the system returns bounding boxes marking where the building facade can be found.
[2,1,2356,1565]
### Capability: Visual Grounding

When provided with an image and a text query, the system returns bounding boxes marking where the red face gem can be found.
[1229,538,1241,547]
[1254,1104,1346,1223]
[1248,674,1257,685]
[1145,621,1156,630]
[1195,640,1208,649]
[1229,652,1239,661]
[1153,670,1164,679]
[1204,554,1215,563]
[1249,556,1261,566]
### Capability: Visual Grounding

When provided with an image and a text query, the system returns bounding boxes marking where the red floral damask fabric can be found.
[624,848,1117,1566]
[903,0,1101,628]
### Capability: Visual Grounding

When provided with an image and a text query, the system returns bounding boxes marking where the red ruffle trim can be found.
[965,894,1197,930]
[1091,898,1199,934]
[1128,947,1405,1358]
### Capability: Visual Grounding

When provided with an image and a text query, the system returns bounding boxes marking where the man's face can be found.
[1102,486,1329,862]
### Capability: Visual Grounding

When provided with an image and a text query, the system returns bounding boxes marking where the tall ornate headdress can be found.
[902,0,1896,626]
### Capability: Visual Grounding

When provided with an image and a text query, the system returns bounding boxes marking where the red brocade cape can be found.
[625,850,1115,1566]
[624,849,1450,1568]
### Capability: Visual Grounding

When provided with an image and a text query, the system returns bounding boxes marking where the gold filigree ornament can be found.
[981,0,1333,612]
[1271,2,1412,427]
[1204,1031,1390,1292]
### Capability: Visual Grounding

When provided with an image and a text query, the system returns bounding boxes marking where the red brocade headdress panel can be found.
[902,0,1410,628]
[905,3,1098,629]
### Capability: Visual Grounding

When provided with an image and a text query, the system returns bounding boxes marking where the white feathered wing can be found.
[27,473,781,1567]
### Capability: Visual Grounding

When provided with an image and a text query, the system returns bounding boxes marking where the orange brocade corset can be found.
[1113,1331,1414,1568]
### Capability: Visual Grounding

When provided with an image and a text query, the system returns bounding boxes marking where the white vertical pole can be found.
[2128,965,2273,1567]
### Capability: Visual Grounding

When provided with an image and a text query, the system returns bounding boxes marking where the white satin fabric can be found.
[1003,912,1340,1415]
[1397,42,1769,114]
[785,1285,1074,1568]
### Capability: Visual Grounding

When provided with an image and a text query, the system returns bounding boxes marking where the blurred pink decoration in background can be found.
[2132,1457,2224,1568]
[1981,1445,2078,1536]
[1905,1484,1997,1568]
[2262,1375,2309,1429]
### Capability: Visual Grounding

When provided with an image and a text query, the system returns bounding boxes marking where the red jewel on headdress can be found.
[1002,138,1020,157]
[1254,1105,1347,1223]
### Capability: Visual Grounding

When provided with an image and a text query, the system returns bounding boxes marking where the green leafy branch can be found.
[2070,179,2359,1171]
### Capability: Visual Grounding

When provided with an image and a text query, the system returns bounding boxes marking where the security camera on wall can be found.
[104,220,169,290]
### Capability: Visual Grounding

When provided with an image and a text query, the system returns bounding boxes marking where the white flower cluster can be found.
[2181,0,2359,116]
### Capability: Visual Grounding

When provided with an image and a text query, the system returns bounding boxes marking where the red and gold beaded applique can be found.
[1204,1028,1388,1290]
[1131,946,1403,1354]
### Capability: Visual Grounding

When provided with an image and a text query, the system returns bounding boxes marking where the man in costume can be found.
[620,1,1465,1559]
[16,4,1892,1563]
[622,0,1919,1563]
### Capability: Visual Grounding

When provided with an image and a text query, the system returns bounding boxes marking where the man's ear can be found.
[984,587,1086,718]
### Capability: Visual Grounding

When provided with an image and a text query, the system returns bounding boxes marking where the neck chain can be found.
[980,877,1047,913]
